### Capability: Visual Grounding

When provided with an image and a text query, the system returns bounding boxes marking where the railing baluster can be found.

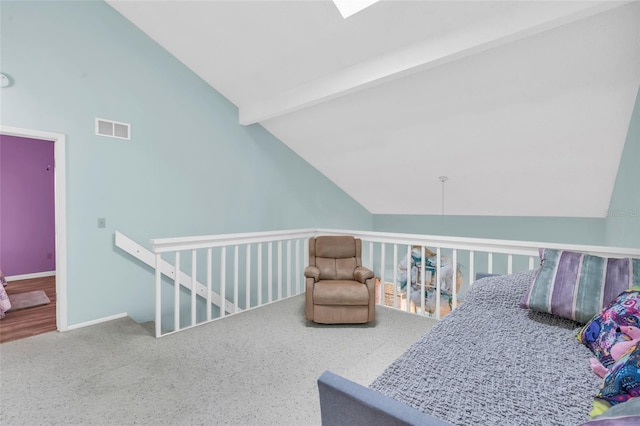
[452,249,458,311]
[268,242,273,303]
[220,247,226,318]
[435,247,441,320]
[488,252,493,274]
[174,251,181,331]
[258,243,263,306]
[393,244,398,309]
[206,248,212,321]
[469,251,475,287]
[287,240,292,297]
[379,244,386,306]
[191,249,197,327]
[278,241,283,300]
[301,239,307,295]
[155,253,162,337]
[405,245,411,313]
[420,246,426,315]
[234,245,239,314]
[507,254,513,275]
[246,244,251,310]
[368,241,373,269]
[295,239,301,294]
[529,256,536,270]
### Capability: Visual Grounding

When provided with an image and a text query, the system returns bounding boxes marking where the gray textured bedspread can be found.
[370,270,602,426]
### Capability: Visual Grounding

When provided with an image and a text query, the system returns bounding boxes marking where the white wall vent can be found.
[95,118,131,140]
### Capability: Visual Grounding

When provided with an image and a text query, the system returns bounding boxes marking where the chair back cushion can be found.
[316,236,356,258]
[311,236,361,281]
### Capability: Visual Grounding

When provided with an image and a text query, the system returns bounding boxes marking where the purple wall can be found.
[0,135,56,276]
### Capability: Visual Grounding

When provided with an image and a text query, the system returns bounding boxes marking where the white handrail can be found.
[317,228,640,258]
[150,228,317,253]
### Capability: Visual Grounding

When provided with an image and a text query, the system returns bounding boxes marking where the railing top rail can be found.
[149,227,640,258]
[151,228,317,253]
[316,228,640,258]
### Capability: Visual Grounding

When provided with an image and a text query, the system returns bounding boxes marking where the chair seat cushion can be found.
[313,280,370,305]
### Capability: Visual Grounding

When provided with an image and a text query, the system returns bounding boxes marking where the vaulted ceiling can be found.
[107,0,640,217]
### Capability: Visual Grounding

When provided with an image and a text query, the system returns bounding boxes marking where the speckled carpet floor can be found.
[0,295,436,426]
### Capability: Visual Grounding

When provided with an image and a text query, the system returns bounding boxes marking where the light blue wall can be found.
[606,85,640,249]
[0,1,372,325]
[373,215,606,246]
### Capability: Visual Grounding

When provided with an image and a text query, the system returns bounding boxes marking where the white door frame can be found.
[0,125,68,331]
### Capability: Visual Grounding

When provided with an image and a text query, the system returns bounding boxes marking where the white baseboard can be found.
[66,312,128,331]
[5,270,56,281]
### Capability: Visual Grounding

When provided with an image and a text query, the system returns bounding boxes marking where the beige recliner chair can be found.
[305,236,376,324]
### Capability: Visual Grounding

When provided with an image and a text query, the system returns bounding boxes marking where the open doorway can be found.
[1,134,55,341]
[0,126,67,336]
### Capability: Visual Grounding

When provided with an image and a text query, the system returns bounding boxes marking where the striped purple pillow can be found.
[520,249,638,324]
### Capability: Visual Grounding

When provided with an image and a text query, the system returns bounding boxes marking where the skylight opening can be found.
[332,0,382,19]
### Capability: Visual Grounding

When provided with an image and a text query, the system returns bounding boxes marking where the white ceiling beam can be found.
[239,1,631,126]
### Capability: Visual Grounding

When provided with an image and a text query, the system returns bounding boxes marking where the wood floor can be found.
[0,276,57,344]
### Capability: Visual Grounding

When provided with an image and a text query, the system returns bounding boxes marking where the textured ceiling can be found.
[107,0,640,217]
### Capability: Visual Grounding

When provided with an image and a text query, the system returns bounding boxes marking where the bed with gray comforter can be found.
[319,271,603,425]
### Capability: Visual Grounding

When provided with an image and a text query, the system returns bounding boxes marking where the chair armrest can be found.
[354,266,374,283]
[304,266,320,282]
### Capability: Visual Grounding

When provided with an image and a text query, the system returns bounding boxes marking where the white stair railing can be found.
[117,228,640,337]
[115,232,239,314]
[149,229,315,337]
[316,229,640,320]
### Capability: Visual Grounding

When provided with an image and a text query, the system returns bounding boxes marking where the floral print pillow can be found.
[595,341,640,410]
[578,288,640,368]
